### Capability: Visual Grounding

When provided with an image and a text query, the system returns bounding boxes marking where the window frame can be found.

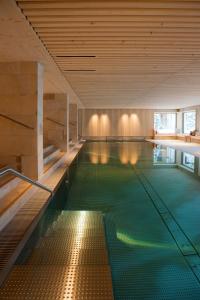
[181,152,195,172]
[182,110,196,134]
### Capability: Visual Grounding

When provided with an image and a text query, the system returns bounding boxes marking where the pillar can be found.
[78,109,83,139]
[69,103,78,143]
[0,62,44,180]
[177,111,183,134]
[43,93,69,151]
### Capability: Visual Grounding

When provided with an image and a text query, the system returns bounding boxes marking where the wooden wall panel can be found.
[80,108,155,138]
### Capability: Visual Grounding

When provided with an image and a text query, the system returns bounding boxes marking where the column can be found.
[43,93,69,151]
[0,62,44,180]
[69,103,78,143]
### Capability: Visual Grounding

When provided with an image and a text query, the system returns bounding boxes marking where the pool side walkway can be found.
[0,143,83,286]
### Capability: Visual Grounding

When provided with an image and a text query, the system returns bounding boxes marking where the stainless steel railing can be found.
[0,167,53,195]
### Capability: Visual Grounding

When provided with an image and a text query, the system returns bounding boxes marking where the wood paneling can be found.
[80,108,156,138]
[16,0,200,109]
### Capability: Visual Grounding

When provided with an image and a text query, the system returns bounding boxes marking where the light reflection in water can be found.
[117,232,173,249]
[89,142,110,164]
[119,143,141,165]
[100,142,109,164]
[89,142,142,165]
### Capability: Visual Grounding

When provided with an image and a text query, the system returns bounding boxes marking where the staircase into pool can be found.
[0,211,114,299]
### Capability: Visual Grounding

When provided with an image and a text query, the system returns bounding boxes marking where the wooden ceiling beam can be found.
[43,39,200,44]
[21,8,200,17]
[16,0,200,108]
[34,22,200,29]
[17,1,200,10]
[28,15,200,23]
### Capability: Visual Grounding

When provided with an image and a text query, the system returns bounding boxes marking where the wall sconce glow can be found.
[130,113,140,136]
[130,113,138,119]
[100,114,110,137]
[119,114,129,136]
[89,114,99,136]
[89,113,111,137]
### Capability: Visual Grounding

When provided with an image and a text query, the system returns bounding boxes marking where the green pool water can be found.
[65,141,200,299]
[16,141,200,299]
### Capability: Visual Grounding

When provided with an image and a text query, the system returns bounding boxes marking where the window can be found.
[154,112,176,134]
[183,111,196,134]
[182,152,195,171]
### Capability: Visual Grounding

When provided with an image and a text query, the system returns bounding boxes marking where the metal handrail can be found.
[0,167,53,195]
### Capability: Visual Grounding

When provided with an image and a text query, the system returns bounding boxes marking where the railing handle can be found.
[0,167,53,195]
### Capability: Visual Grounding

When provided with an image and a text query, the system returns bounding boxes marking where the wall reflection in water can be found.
[182,152,195,171]
[153,144,198,173]
[153,146,176,165]
[89,142,110,164]
[89,142,141,165]
[119,142,141,165]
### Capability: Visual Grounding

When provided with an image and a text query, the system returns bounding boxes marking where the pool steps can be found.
[43,145,61,165]
[0,145,64,231]
[0,142,84,285]
[0,211,114,299]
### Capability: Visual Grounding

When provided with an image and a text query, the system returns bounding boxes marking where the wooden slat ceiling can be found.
[16,0,200,108]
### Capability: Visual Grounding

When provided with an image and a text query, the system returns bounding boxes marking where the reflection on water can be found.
[16,141,200,299]
[153,145,176,165]
[119,142,141,165]
[117,231,173,249]
[182,152,195,171]
[88,142,199,177]
[89,142,110,164]
[153,143,198,175]
[88,142,142,165]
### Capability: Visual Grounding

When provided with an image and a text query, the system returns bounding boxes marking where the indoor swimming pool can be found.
[2,141,200,299]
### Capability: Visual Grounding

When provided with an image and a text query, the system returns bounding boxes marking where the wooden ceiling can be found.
[16,0,200,108]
